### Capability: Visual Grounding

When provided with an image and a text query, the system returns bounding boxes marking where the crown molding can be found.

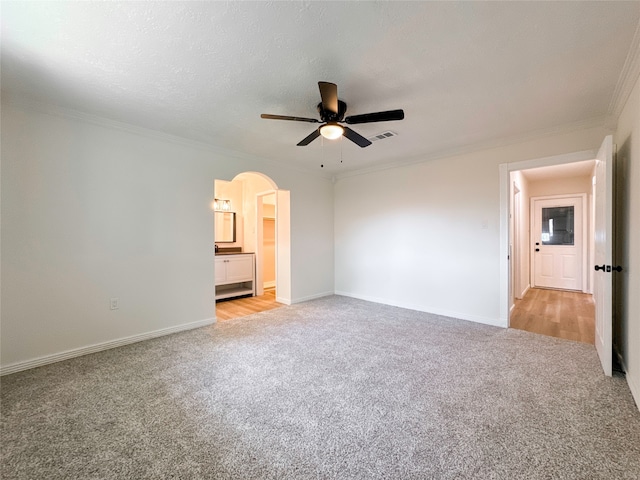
[1,96,335,181]
[334,115,610,181]
[608,19,640,120]
[1,95,614,183]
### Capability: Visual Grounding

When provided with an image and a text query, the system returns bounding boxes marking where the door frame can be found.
[529,193,588,293]
[499,149,597,326]
[255,189,291,305]
[255,190,276,296]
[214,172,292,309]
[510,182,521,308]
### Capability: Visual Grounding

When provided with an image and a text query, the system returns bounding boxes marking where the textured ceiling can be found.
[2,1,639,175]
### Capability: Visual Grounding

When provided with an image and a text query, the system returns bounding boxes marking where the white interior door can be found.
[532,196,584,291]
[594,135,613,376]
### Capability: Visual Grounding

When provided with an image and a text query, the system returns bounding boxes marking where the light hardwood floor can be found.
[215,288,283,321]
[510,288,595,344]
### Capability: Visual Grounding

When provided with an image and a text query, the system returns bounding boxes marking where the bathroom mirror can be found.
[214,211,236,243]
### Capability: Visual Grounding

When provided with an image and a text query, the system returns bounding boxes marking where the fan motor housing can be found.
[317,100,347,122]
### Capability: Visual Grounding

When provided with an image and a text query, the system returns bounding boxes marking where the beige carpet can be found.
[2,295,639,479]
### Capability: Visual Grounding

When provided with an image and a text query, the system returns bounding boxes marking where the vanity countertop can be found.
[215,251,254,256]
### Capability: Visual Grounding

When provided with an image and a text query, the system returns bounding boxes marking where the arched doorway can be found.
[213,172,291,313]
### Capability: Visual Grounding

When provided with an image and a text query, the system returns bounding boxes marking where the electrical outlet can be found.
[110,298,119,310]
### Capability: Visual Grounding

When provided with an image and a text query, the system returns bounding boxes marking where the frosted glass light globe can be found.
[320,124,344,140]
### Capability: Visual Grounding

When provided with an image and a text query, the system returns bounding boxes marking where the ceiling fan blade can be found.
[342,126,372,148]
[297,128,321,146]
[344,109,405,124]
[261,114,319,123]
[318,81,338,114]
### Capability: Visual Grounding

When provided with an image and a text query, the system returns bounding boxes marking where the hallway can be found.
[510,288,595,344]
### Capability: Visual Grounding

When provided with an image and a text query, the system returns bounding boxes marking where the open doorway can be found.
[213,172,291,321]
[501,137,615,376]
[256,192,276,295]
[261,194,276,290]
[501,155,597,344]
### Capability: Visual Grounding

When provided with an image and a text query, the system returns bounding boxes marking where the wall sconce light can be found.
[213,199,231,211]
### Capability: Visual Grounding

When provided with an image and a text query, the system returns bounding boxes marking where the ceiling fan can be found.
[261,81,404,148]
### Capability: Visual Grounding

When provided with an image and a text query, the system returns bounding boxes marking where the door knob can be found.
[613,265,623,272]
[594,264,606,271]
[535,248,540,252]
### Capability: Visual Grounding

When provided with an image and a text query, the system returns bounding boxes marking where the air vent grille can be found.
[368,131,397,142]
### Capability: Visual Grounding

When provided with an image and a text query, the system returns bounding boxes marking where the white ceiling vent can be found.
[368,131,397,142]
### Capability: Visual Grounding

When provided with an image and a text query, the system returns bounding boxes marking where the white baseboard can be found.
[627,372,640,411]
[0,317,216,376]
[290,291,334,304]
[263,281,276,289]
[275,296,291,305]
[508,284,530,325]
[616,352,640,411]
[334,291,507,328]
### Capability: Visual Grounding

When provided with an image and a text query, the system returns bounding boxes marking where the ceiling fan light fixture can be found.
[320,123,344,140]
[261,81,402,148]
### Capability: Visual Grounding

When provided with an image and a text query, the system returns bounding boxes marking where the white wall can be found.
[334,126,610,327]
[235,172,274,256]
[262,218,276,287]
[527,175,592,198]
[614,73,640,407]
[0,103,335,370]
[214,179,243,248]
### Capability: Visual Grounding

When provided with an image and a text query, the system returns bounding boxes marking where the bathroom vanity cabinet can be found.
[215,253,255,300]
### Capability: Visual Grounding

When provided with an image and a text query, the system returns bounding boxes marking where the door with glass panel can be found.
[532,196,584,291]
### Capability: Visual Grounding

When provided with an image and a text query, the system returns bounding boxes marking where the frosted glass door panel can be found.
[541,206,574,245]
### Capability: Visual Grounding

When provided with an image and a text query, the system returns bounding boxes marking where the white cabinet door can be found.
[225,255,254,283]
[215,257,227,285]
[214,254,255,300]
